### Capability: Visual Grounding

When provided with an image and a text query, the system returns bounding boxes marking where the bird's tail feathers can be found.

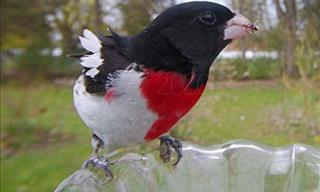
[78,29,103,78]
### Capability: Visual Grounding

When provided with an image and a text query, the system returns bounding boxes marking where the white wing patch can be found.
[83,29,100,46]
[80,53,101,68]
[85,68,100,78]
[79,36,100,53]
[79,29,103,78]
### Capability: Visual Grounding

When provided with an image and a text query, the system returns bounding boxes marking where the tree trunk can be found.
[94,0,103,34]
[273,0,300,78]
[231,0,247,61]
[238,0,247,61]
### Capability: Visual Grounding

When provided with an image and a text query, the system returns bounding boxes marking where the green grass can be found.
[1,80,319,191]
[1,82,92,192]
[174,82,320,146]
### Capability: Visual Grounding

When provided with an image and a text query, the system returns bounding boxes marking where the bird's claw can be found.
[159,136,183,166]
[82,156,113,179]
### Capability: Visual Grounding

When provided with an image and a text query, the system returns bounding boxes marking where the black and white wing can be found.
[77,29,131,93]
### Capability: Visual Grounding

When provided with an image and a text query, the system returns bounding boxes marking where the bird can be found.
[72,1,257,178]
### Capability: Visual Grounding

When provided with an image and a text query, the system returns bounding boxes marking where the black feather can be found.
[82,34,132,94]
[74,2,236,92]
[67,52,92,59]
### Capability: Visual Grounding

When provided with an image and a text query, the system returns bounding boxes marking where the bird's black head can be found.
[128,1,257,88]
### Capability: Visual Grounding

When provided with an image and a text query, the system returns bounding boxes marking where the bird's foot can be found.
[82,156,113,179]
[159,136,183,166]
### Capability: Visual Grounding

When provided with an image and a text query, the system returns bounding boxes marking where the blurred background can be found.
[1,0,319,191]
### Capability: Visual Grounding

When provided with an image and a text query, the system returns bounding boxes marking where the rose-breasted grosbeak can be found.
[72,1,257,178]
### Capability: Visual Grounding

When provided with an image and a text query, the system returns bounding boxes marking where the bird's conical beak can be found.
[224,13,258,40]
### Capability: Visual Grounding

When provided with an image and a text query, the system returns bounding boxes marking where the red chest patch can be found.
[140,70,206,141]
[104,89,116,102]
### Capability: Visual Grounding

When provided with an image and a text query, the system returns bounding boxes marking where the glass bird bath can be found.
[55,140,320,192]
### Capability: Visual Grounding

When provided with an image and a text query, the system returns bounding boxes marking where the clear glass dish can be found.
[55,140,320,192]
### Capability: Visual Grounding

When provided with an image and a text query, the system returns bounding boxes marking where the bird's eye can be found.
[199,12,216,26]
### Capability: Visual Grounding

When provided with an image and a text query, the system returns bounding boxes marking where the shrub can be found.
[212,58,282,80]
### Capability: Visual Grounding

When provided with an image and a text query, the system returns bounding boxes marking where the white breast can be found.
[73,70,158,150]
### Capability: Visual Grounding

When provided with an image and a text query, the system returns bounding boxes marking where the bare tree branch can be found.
[273,0,284,19]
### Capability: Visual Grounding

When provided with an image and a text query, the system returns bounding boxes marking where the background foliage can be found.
[1,0,319,191]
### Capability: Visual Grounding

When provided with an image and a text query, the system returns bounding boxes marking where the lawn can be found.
[1,80,319,192]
